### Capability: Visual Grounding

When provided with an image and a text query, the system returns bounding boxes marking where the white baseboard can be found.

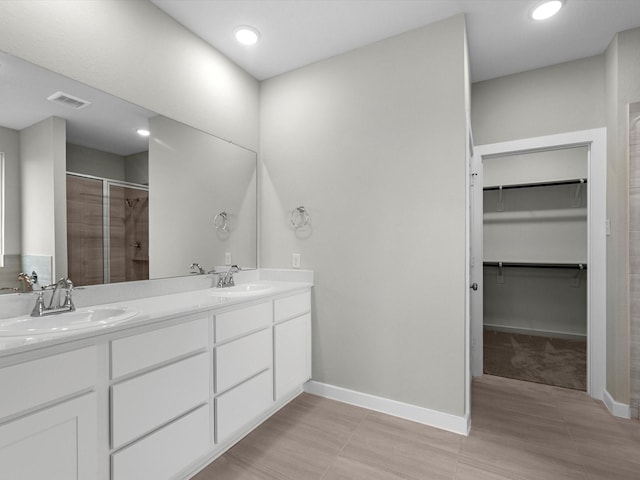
[304,381,470,436]
[484,324,586,341]
[603,389,631,419]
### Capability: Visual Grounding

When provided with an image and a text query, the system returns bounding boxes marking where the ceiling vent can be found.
[47,91,91,110]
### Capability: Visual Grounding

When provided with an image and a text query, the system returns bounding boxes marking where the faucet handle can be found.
[30,291,46,317]
[61,289,76,311]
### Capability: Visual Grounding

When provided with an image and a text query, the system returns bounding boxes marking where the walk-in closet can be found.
[482,147,588,390]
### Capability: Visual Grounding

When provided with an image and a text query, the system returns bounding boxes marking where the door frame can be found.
[470,128,606,401]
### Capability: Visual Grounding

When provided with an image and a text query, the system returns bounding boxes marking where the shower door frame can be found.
[470,128,607,402]
[67,172,149,284]
[103,178,149,284]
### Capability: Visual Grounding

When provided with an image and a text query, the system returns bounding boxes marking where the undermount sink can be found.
[0,307,137,337]
[209,282,274,296]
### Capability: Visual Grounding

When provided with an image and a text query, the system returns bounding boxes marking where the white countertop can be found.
[0,280,311,358]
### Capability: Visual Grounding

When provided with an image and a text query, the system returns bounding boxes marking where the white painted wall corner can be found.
[603,389,631,418]
[304,381,469,436]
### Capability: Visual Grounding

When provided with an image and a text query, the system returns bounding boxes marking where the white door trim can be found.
[472,128,607,401]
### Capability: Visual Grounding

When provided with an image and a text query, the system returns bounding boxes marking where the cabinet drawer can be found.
[0,346,96,420]
[275,314,311,400]
[215,302,272,343]
[215,369,273,443]
[111,404,209,480]
[111,353,209,449]
[111,317,208,379]
[216,328,272,393]
[274,291,310,323]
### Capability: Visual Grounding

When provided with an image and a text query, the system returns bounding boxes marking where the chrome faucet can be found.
[31,278,76,317]
[218,265,240,288]
[17,271,36,292]
[190,263,205,275]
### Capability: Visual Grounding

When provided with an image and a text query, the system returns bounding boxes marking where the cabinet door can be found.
[0,392,97,480]
[274,314,311,400]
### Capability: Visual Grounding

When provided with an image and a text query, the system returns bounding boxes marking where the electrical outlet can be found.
[225,252,232,265]
[292,253,301,269]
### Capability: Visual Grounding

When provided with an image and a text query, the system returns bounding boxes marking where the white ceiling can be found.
[150,0,640,82]
[0,52,154,156]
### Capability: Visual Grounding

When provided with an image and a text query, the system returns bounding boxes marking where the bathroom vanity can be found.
[0,280,312,480]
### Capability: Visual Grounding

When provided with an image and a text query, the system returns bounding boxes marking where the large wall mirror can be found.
[0,51,257,291]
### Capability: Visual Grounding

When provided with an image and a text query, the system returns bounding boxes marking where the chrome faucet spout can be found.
[190,263,205,275]
[218,265,240,288]
[17,272,34,292]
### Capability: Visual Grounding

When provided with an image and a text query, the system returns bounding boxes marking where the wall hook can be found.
[290,206,310,230]
[213,211,229,231]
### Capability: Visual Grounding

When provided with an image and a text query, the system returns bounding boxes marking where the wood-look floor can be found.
[193,375,640,480]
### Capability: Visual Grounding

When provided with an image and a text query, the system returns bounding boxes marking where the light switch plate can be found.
[225,252,232,265]
[292,253,301,269]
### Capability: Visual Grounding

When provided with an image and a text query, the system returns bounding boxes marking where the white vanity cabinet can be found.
[0,282,313,480]
[0,347,98,480]
[109,316,210,480]
[274,292,312,400]
[213,302,274,443]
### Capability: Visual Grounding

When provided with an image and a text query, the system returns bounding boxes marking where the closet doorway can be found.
[470,129,606,400]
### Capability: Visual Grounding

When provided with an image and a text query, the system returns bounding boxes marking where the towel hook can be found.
[213,211,229,231]
[290,206,310,230]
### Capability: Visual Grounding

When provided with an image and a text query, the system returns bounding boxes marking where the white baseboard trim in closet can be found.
[484,324,586,341]
[603,389,631,419]
[304,380,470,436]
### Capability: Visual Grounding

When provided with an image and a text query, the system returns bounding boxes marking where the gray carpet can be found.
[483,330,587,391]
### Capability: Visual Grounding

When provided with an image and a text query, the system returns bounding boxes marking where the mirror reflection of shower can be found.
[67,174,149,286]
[125,197,140,208]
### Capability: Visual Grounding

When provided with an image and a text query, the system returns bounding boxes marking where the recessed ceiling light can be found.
[234,26,260,46]
[530,0,564,20]
[136,129,150,137]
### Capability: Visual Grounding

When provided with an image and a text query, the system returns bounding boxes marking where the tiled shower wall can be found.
[630,102,640,419]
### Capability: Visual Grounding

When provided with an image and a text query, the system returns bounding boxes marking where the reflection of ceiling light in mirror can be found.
[136,129,150,137]
[530,1,564,20]
[234,26,260,45]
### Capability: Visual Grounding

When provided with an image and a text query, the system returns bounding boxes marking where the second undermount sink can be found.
[0,306,138,337]
[209,282,274,297]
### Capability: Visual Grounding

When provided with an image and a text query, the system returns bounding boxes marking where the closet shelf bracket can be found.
[572,179,585,207]
[497,185,505,212]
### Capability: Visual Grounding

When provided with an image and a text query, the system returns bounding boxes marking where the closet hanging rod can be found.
[483,261,587,269]
[483,178,587,191]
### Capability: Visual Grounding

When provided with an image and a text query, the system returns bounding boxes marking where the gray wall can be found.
[0,126,21,255]
[471,55,606,146]
[19,117,67,279]
[66,143,126,181]
[125,151,149,186]
[0,0,259,151]
[149,116,257,278]
[260,15,469,416]
[605,27,640,405]
[629,101,640,418]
